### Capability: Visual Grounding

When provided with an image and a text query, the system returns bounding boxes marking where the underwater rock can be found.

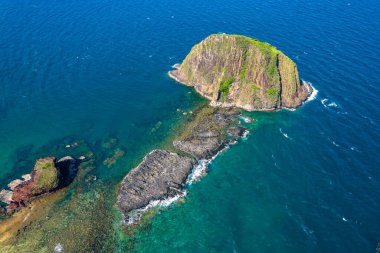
[117,150,196,220]
[101,137,118,150]
[103,148,125,168]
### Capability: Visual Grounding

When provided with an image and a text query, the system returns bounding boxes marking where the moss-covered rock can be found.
[33,157,60,192]
[169,34,312,110]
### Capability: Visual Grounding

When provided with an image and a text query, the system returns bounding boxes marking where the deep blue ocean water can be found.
[0,0,379,252]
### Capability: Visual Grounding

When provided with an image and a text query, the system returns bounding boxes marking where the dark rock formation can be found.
[116,106,250,224]
[227,126,247,138]
[117,150,196,218]
[173,107,241,159]
[169,34,312,111]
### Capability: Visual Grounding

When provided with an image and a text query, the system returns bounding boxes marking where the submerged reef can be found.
[169,34,312,110]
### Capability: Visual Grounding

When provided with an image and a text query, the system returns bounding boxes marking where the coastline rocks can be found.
[21,174,31,181]
[169,34,312,111]
[10,157,60,211]
[0,190,13,204]
[7,179,24,191]
[173,107,241,159]
[117,106,247,225]
[1,156,79,213]
[117,107,249,225]
[227,126,247,138]
[173,138,225,160]
[117,150,196,219]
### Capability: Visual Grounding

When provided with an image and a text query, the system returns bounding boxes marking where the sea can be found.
[0,0,379,252]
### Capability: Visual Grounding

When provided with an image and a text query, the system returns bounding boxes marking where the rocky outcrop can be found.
[169,34,312,111]
[117,150,196,218]
[173,107,240,159]
[227,126,247,138]
[117,107,248,223]
[0,156,79,213]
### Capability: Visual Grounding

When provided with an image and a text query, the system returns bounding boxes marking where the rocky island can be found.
[0,156,79,215]
[117,34,312,225]
[169,34,312,110]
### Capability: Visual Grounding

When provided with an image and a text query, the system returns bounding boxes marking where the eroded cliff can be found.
[169,34,312,110]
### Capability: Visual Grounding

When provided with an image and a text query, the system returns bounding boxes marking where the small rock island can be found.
[169,34,312,110]
[0,156,79,215]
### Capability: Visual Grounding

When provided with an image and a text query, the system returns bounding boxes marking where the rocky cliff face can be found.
[169,34,312,110]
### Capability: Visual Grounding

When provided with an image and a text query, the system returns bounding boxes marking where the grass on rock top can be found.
[34,158,59,190]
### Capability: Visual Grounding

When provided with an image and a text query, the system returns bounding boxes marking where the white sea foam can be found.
[321,98,348,115]
[360,114,375,125]
[186,159,209,184]
[125,193,186,225]
[279,128,292,140]
[240,116,254,123]
[283,107,296,111]
[243,130,250,139]
[350,146,359,151]
[321,98,338,109]
[187,144,231,184]
[304,81,318,103]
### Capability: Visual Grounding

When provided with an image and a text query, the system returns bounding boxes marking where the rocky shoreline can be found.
[117,106,251,224]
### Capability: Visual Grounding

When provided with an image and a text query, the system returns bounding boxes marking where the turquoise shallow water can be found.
[1,0,380,252]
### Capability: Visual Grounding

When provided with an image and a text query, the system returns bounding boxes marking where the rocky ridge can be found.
[117,106,249,224]
[117,150,196,221]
